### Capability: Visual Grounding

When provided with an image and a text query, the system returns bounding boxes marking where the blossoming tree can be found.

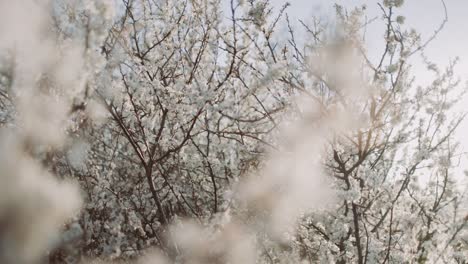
[0,0,466,263]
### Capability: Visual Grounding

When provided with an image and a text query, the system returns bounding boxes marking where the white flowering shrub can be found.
[0,0,466,263]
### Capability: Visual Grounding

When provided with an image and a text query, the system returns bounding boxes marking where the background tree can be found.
[51,0,293,260]
[51,0,468,262]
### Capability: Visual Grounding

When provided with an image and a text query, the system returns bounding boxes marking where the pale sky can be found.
[271,0,467,77]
